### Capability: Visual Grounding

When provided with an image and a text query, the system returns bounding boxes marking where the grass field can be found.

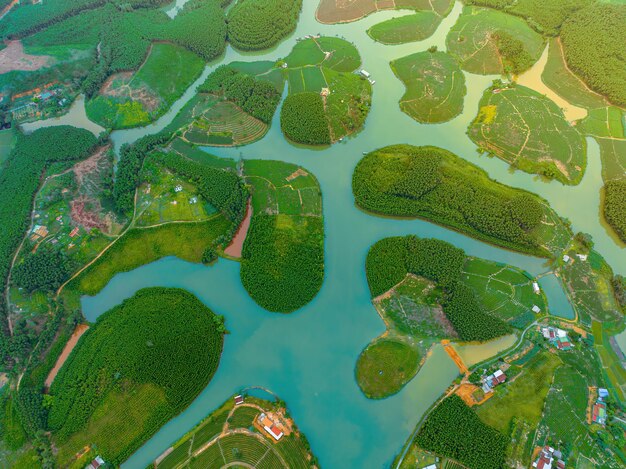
[155,394,316,469]
[461,257,546,328]
[282,36,371,143]
[71,216,233,295]
[476,351,561,433]
[355,338,420,399]
[368,11,443,45]
[86,43,205,129]
[446,6,544,75]
[391,50,466,124]
[469,84,586,185]
[168,138,238,170]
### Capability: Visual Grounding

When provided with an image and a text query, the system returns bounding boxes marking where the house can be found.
[234,394,244,405]
[359,69,371,78]
[598,388,609,399]
[420,465,437,469]
[562,254,571,263]
[87,455,105,469]
[532,305,541,314]
[592,402,607,425]
[69,227,80,238]
[576,253,588,261]
[174,185,183,193]
[32,224,49,238]
[258,413,283,441]
[533,282,540,294]
[493,369,506,384]
[189,197,198,204]
[533,446,565,469]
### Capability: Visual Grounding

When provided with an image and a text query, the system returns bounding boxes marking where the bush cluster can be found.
[48,287,225,464]
[280,92,331,145]
[227,0,302,51]
[199,65,281,123]
[415,395,508,469]
[366,236,512,341]
[352,145,550,256]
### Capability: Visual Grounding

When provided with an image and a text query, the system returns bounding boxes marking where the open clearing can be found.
[316,0,451,24]
[0,40,53,73]
[468,84,586,185]
[391,50,466,124]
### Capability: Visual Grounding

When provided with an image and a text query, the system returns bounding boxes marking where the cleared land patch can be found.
[391,50,466,124]
[316,0,452,24]
[0,40,53,73]
[468,84,586,185]
[446,6,545,75]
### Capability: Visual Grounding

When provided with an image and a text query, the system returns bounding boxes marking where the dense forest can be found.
[0,126,97,368]
[604,180,626,243]
[281,92,331,145]
[12,249,72,293]
[415,395,508,469]
[560,3,626,107]
[199,65,282,123]
[48,287,225,464]
[366,236,512,341]
[352,145,551,256]
[227,0,302,51]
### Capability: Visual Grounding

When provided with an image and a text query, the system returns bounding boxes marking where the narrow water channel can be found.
[70,1,623,466]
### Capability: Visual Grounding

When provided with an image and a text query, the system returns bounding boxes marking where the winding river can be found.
[29,1,625,467]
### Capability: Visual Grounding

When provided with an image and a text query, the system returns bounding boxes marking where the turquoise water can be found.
[76,1,626,467]
[538,273,576,320]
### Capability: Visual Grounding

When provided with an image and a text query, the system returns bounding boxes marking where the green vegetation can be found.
[356,339,420,399]
[415,394,508,469]
[48,287,225,466]
[281,37,372,144]
[71,216,232,296]
[352,145,570,257]
[12,249,71,293]
[154,394,318,469]
[227,0,302,51]
[560,3,626,107]
[86,43,205,129]
[446,6,544,75]
[0,126,97,367]
[366,236,512,341]
[390,50,466,124]
[604,180,626,242]
[367,0,454,45]
[241,159,324,312]
[469,84,586,185]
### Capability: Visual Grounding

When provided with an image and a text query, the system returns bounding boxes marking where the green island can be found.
[357,234,548,399]
[446,6,545,75]
[367,0,453,45]
[468,82,586,185]
[352,145,571,257]
[241,159,324,313]
[152,391,318,469]
[164,63,283,147]
[85,43,205,129]
[227,0,302,51]
[47,287,226,467]
[280,36,372,145]
[390,50,466,124]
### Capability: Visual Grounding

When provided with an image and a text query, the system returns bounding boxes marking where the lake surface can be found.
[77,1,625,467]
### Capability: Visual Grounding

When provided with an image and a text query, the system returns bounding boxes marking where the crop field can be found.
[229,60,285,91]
[469,85,586,185]
[168,138,238,170]
[597,138,626,181]
[476,351,561,433]
[377,275,456,338]
[86,43,205,129]
[542,38,608,110]
[155,395,316,469]
[355,338,421,399]
[135,161,216,226]
[461,257,545,328]
[391,51,466,123]
[282,37,371,144]
[316,0,452,23]
[446,7,544,75]
[580,106,625,139]
[368,11,443,45]
[72,216,232,296]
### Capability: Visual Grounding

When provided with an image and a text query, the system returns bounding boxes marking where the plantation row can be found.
[12,249,72,294]
[199,65,282,123]
[353,145,556,257]
[0,127,97,367]
[49,287,225,464]
[366,236,512,341]
[415,395,508,469]
[281,92,331,145]
[227,0,302,51]
[604,180,626,243]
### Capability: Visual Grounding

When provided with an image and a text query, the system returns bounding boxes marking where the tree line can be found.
[604,180,626,243]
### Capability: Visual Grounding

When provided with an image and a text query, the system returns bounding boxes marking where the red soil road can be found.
[225,200,252,258]
[44,324,89,389]
[0,40,53,73]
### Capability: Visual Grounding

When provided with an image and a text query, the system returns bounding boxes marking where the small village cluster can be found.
[541,326,574,351]
[592,387,609,426]
[532,446,566,469]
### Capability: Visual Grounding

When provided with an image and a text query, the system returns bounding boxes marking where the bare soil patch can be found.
[45,324,89,389]
[316,0,394,24]
[225,200,252,258]
[0,40,53,73]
